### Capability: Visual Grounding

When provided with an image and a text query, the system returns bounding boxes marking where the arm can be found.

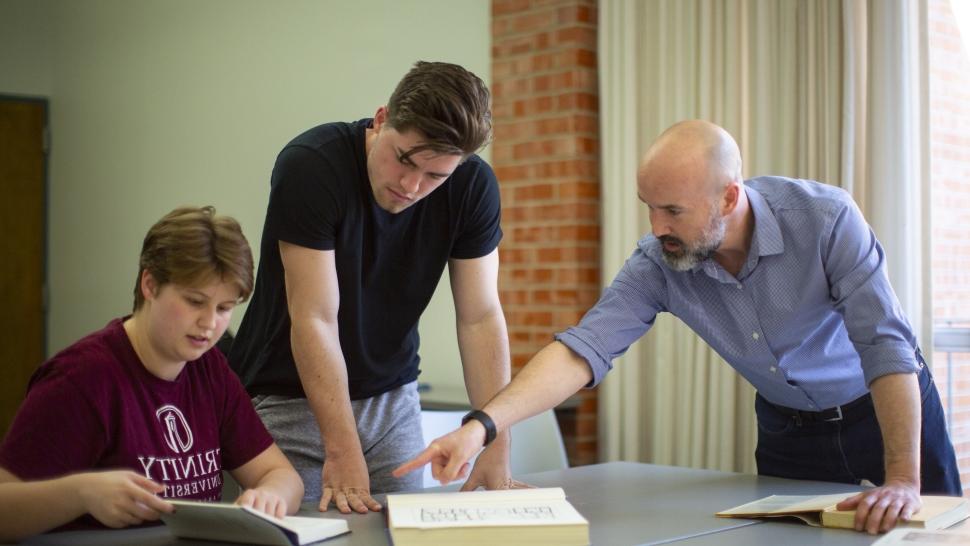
[394,341,591,484]
[280,241,381,514]
[0,466,171,541]
[836,372,922,534]
[231,444,304,518]
[396,251,662,483]
[448,249,512,490]
[824,198,923,533]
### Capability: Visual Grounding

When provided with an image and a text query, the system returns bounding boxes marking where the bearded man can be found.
[395,120,962,536]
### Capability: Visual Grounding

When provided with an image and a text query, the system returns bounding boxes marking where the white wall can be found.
[0,0,489,388]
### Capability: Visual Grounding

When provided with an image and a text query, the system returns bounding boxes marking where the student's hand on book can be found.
[319,453,382,514]
[836,480,921,534]
[392,423,486,485]
[236,488,289,519]
[76,470,173,528]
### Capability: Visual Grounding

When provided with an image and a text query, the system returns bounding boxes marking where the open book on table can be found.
[386,487,589,545]
[160,499,349,545]
[871,527,970,545]
[716,493,969,531]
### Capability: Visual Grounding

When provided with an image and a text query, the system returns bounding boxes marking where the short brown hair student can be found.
[0,206,303,542]
[228,60,520,515]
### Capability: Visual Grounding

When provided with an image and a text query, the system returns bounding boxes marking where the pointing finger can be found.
[393,445,440,477]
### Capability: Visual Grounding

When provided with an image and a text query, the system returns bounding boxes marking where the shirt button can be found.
[737,284,743,289]
[770,366,777,373]
[752,332,760,340]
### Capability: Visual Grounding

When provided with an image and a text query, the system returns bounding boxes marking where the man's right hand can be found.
[392,420,486,485]
[319,452,382,514]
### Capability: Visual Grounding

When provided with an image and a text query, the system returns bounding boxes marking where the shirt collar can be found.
[694,184,785,279]
[745,184,784,257]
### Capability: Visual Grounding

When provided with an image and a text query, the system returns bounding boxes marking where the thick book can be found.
[386,487,589,545]
[716,493,969,531]
[160,499,350,545]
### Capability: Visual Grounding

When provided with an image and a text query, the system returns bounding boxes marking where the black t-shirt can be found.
[229,119,502,400]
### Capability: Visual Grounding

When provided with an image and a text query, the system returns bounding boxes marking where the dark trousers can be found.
[754,365,962,495]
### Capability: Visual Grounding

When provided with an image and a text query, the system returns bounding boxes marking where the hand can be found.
[458,437,533,491]
[319,453,382,514]
[235,488,289,519]
[836,480,921,534]
[393,422,487,486]
[74,470,173,528]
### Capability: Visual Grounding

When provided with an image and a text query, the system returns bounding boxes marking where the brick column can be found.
[491,0,600,466]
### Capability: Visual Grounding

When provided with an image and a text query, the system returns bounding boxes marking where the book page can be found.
[717,493,856,516]
[388,487,588,529]
[164,500,348,545]
[391,487,567,506]
[873,528,970,545]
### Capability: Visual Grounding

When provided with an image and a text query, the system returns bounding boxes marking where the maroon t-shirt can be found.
[0,318,274,528]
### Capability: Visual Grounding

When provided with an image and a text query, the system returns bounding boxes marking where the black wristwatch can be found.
[461,409,497,447]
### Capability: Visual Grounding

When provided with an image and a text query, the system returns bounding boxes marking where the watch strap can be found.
[461,409,497,447]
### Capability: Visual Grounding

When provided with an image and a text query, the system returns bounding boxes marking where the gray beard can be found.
[660,215,726,271]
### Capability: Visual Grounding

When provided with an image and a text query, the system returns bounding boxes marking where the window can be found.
[929,0,970,492]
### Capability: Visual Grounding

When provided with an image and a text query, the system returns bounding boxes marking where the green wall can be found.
[0,0,490,388]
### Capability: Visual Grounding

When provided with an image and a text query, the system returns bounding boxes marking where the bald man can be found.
[394,120,961,535]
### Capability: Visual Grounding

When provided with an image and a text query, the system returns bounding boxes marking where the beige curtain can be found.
[842,0,931,352]
[598,0,844,472]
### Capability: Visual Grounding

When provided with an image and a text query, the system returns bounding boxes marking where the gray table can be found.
[17,461,922,545]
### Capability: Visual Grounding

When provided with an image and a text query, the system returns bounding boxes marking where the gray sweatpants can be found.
[252,381,425,501]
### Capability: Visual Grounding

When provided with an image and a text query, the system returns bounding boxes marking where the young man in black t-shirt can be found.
[229,61,517,514]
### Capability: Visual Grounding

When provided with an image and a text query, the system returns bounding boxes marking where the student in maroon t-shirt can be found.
[0,206,304,541]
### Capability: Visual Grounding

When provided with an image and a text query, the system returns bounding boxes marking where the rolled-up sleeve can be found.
[555,250,665,387]
[825,198,919,385]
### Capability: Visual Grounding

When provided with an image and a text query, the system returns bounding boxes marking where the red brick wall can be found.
[928,0,970,492]
[491,0,601,465]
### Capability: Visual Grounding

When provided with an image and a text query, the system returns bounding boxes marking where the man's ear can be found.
[722,182,741,215]
[373,106,388,131]
[140,270,159,302]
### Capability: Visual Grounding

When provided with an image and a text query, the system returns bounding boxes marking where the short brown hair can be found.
[133,206,254,311]
[386,61,492,159]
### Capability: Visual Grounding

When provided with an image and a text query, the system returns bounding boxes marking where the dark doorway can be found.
[0,96,48,438]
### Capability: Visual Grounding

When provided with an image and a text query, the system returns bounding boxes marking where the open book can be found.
[872,528,970,546]
[160,499,350,545]
[386,487,589,545]
[717,493,969,531]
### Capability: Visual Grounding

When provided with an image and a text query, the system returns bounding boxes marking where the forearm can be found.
[457,309,512,452]
[0,474,87,541]
[391,342,592,485]
[481,341,592,434]
[290,318,361,458]
[869,372,921,486]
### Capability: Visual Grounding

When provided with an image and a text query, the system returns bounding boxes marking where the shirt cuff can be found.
[554,328,613,388]
[859,341,921,386]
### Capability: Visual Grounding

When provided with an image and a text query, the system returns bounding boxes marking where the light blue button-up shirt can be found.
[556,176,919,411]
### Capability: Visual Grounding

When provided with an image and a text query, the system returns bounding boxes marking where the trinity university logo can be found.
[155,404,194,453]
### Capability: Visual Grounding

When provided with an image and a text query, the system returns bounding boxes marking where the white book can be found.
[160,499,349,546]
[387,487,589,546]
[873,528,970,545]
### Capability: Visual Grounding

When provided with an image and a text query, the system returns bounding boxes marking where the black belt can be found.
[765,392,872,426]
